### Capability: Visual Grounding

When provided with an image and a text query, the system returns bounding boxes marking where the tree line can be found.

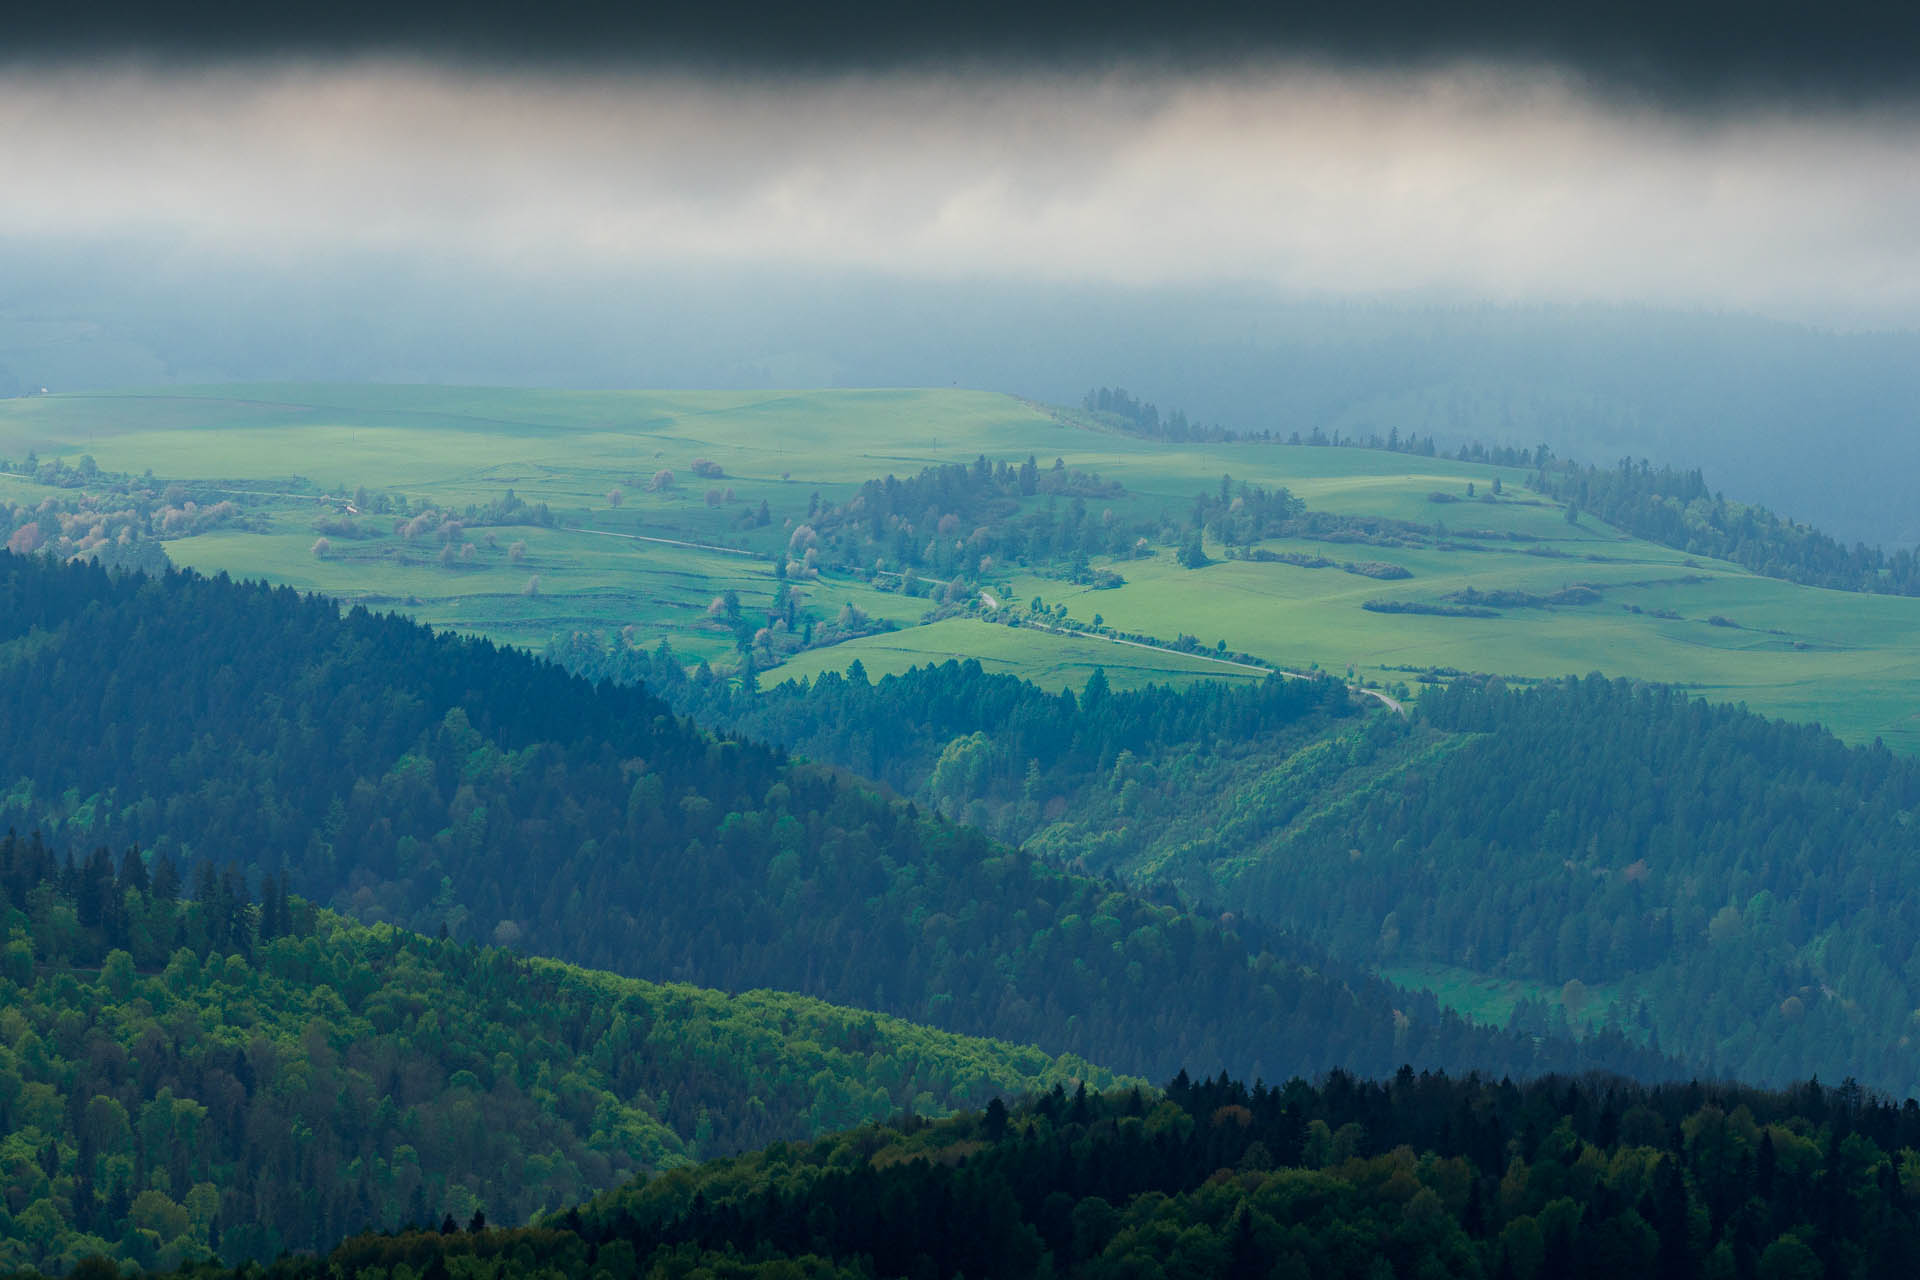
[1530,458,1920,596]
[542,644,1366,862]
[81,1065,1920,1280]
[1081,385,1919,595]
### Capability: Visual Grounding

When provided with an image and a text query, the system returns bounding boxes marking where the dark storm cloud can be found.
[13,0,1920,106]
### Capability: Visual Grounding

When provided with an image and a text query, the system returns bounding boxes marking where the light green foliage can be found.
[0,905,1125,1272]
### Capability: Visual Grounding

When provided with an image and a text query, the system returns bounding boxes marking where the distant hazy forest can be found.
[2,258,1914,545]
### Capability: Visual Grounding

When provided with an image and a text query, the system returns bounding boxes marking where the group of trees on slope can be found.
[83,1067,1920,1280]
[794,456,1143,589]
[544,642,1420,912]
[0,552,1667,1096]
[543,641,1366,852]
[0,831,1119,1272]
[1082,385,1919,596]
[1528,458,1920,597]
[1080,387,1238,443]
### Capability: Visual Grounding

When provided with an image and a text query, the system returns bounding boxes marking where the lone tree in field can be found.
[438,544,456,567]
[508,540,528,564]
[522,575,541,596]
[310,537,332,560]
[705,488,724,507]
[648,469,676,492]
[606,487,623,508]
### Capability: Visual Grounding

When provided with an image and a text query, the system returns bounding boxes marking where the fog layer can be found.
[4,61,1918,326]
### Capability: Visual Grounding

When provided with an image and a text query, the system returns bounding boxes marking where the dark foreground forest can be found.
[54,1068,1920,1280]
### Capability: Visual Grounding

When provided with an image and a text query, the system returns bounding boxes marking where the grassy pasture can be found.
[1380,962,1632,1038]
[3,384,1917,749]
[1006,524,1920,752]
[160,522,927,663]
[767,617,1270,693]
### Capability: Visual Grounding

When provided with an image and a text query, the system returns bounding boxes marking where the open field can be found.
[767,617,1270,692]
[1002,529,1920,751]
[1380,962,1632,1038]
[4,383,1918,749]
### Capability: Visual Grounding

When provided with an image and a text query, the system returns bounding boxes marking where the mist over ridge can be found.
[4,248,1917,547]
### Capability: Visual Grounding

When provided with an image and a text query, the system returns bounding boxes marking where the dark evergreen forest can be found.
[550,635,1920,1097]
[91,1067,1920,1280]
[0,553,1662,1096]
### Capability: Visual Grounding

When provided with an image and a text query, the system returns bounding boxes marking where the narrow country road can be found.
[984,593,1407,716]
[568,525,763,558]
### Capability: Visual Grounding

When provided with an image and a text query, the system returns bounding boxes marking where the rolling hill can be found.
[0,551,1661,1098]
[0,833,1122,1272]
[1,384,1915,751]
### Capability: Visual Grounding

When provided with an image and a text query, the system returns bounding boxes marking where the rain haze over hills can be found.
[4,2,1918,539]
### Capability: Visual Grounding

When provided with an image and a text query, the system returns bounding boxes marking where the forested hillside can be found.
[1227,677,1920,1091]
[0,832,1120,1272]
[551,633,1920,1096]
[547,636,1377,859]
[94,1068,1920,1280]
[0,552,1666,1092]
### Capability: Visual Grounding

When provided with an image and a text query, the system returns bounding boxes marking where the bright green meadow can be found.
[3,383,1916,751]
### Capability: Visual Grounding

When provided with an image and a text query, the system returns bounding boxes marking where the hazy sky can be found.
[8,0,1920,331]
[4,58,1918,329]
[5,4,1918,544]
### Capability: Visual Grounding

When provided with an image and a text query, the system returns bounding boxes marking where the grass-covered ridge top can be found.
[2,383,1917,750]
[0,830,1123,1273]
